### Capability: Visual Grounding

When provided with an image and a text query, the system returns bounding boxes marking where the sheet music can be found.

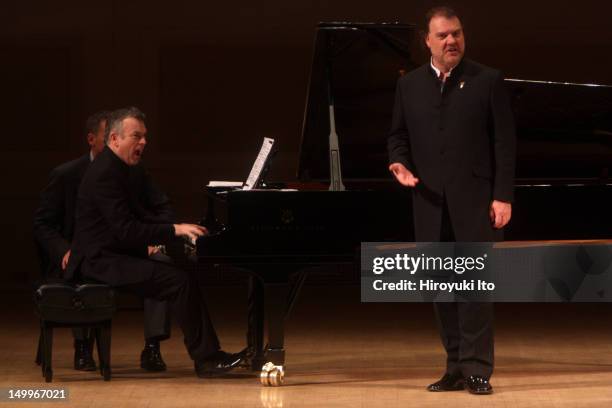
[243,137,275,190]
[207,181,244,188]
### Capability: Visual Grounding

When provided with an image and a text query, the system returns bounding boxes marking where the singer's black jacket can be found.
[388,58,516,241]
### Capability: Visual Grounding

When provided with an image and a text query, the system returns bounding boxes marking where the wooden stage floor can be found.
[2,286,612,407]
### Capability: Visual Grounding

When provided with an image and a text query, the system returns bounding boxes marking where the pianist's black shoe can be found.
[426,373,465,392]
[195,350,243,378]
[465,375,493,395]
[237,346,257,369]
[74,339,97,371]
[140,341,167,372]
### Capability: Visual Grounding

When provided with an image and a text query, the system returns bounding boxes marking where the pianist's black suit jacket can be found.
[34,155,90,278]
[388,58,516,241]
[65,146,176,285]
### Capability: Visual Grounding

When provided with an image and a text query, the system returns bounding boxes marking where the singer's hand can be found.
[489,200,512,229]
[389,163,419,187]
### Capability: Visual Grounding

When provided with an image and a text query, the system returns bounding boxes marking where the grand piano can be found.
[197,22,612,380]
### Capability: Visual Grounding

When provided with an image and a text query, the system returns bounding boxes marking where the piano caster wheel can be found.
[260,362,284,387]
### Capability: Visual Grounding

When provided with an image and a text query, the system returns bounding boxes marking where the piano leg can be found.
[263,281,290,367]
[245,265,308,378]
[248,281,291,370]
[247,276,265,370]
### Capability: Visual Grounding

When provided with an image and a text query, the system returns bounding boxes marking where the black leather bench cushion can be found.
[35,284,116,323]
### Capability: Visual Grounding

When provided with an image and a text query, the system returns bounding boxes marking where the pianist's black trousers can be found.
[433,199,494,379]
[117,255,220,362]
[143,297,171,342]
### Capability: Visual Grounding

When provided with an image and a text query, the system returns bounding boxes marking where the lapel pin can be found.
[459,81,465,89]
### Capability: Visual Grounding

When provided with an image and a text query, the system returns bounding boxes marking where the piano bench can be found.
[34,283,116,382]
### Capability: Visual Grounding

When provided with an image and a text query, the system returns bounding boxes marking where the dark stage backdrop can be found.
[0,0,611,287]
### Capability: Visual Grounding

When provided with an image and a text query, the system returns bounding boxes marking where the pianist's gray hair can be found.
[104,106,147,143]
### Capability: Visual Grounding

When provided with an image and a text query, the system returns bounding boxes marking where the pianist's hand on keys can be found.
[173,223,208,246]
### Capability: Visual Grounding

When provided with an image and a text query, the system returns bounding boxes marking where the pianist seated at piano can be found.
[34,110,175,373]
[64,107,244,378]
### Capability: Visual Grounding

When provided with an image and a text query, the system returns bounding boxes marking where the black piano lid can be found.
[298,22,612,185]
[298,22,418,182]
[506,78,612,184]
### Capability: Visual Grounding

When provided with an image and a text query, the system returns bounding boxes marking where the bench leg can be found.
[95,322,111,381]
[35,330,43,366]
[42,324,53,382]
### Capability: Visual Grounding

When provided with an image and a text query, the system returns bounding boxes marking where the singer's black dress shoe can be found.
[140,343,167,372]
[465,375,493,395]
[74,339,97,371]
[195,351,243,378]
[426,373,465,392]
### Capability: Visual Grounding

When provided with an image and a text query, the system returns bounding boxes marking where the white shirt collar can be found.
[430,58,456,80]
